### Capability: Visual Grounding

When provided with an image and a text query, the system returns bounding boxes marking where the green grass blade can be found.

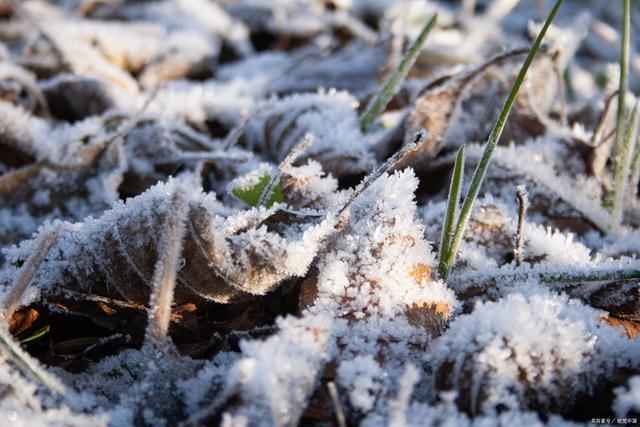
[438,0,564,280]
[437,145,464,278]
[360,13,438,133]
[611,0,633,227]
[19,325,50,344]
[630,142,640,195]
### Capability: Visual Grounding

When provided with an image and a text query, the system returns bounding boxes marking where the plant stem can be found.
[0,330,64,395]
[437,145,464,278]
[438,0,564,281]
[2,226,59,322]
[611,0,632,227]
[327,382,347,427]
[145,191,188,346]
[258,134,314,206]
[360,14,437,133]
[514,186,529,265]
[336,132,424,229]
[629,143,640,197]
[449,264,640,288]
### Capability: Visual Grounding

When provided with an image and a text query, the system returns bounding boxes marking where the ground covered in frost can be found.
[0,0,640,426]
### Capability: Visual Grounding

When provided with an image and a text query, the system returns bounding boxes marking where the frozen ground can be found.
[0,0,639,426]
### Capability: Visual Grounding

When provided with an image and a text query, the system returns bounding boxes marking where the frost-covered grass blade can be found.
[359,13,438,133]
[2,226,59,321]
[145,192,188,345]
[0,330,64,395]
[438,0,564,280]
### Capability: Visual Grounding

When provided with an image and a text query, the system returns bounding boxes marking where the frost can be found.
[336,356,385,412]
[614,376,640,416]
[0,1,639,425]
[0,350,103,427]
[428,290,637,415]
[196,314,337,427]
[3,176,339,307]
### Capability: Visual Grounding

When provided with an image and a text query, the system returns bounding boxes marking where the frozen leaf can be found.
[244,91,375,177]
[230,170,284,208]
[3,177,336,307]
[268,40,388,100]
[405,48,557,160]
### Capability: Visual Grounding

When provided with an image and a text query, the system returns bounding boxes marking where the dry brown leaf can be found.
[602,316,640,339]
[8,307,39,335]
[404,47,554,162]
[244,92,375,177]
[404,300,451,336]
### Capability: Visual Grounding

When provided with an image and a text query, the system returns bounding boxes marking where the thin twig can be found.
[57,289,148,312]
[108,87,161,146]
[438,0,564,280]
[144,191,189,345]
[514,186,529,265]
[360,14,438,133]
[159,151,250,164]
[449,263,640,289]
[336,132,425,229]
[42,88,160,171]
[2,226,60,322]
[222,99,285,151]
[257,134,314,206]
[327,382,347,427]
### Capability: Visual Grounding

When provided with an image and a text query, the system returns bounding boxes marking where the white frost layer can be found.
[428,289,639,414]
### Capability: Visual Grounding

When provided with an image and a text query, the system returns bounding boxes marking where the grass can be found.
[360,13,438,133]
[437,145,464,279]
[437,0,564,280]
[611,0,635,228]
[0,330,64,395]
